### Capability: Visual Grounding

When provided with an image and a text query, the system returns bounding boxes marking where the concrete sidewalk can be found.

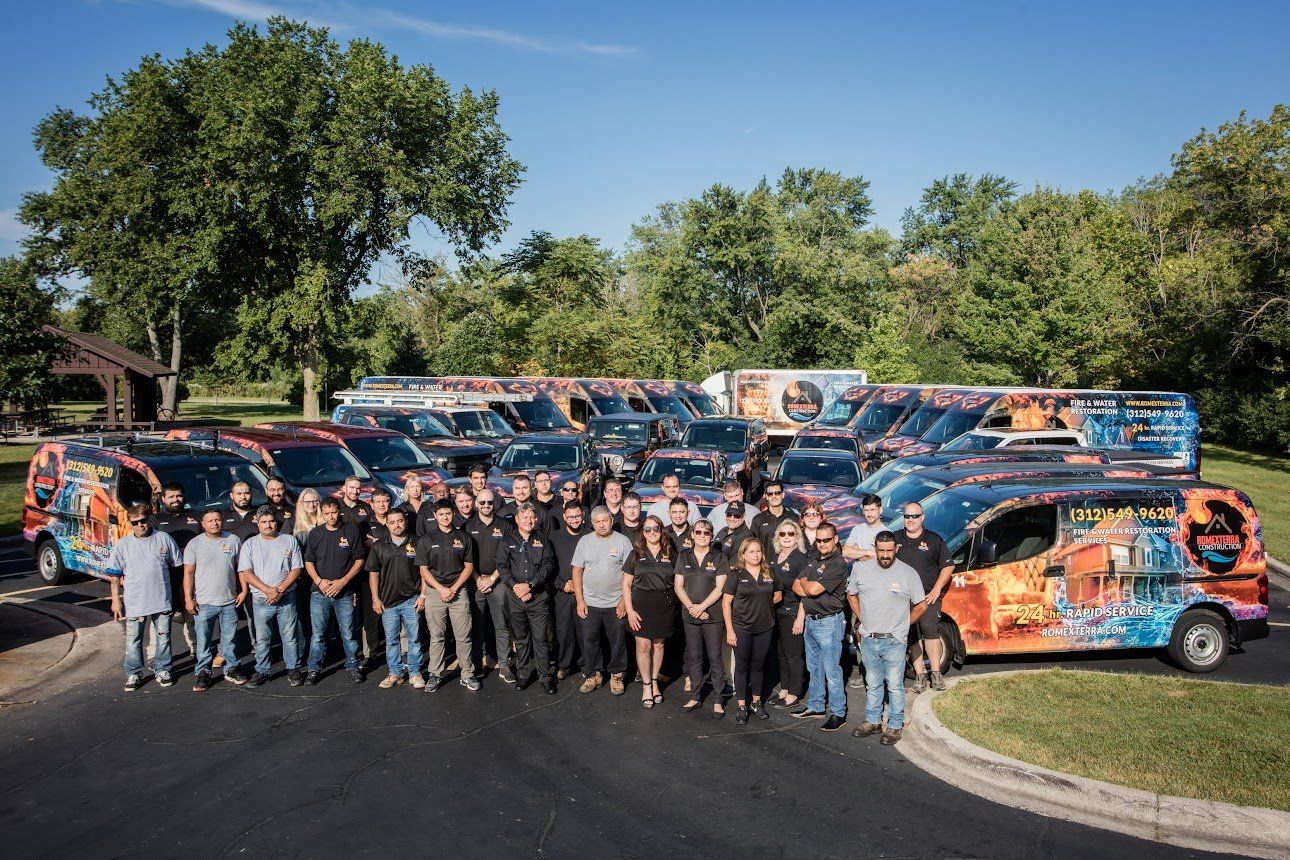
[0,600,118,707]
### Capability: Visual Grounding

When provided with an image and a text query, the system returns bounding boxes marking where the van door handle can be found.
[1042,565,1066,578]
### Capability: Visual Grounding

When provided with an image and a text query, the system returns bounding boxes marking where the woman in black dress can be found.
[722,536,782,725]
[623,515,676,708]
[673,520,729,717]
[770,520,808,710]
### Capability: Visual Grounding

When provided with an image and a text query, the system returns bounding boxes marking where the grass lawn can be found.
[935,669,1290,811]
[0,399,302,537]
[1202,444,1290,560]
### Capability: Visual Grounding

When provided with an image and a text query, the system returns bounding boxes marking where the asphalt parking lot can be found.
[0,544,1282,858]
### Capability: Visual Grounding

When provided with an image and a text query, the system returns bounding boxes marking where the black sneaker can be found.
[820,714,847,732]
[514,674,532,691]
[124,674,143,692]
[734,705,750,725]
[224,666,249,686]
[287,669,305,687]
[499,665,517,684]
[306,671,322,686]
[247,672,268,688]
[424,674,443,693]
[193,671,211,693]
[789,706,827,719]
[541,678,557,695]
[348,669,364,684]
[750,701,769,720]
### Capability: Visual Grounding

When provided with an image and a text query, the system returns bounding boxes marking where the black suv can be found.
[587,412,681,483]
[679,416,770,494]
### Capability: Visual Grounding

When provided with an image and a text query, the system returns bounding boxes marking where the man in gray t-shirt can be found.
[237,507,305,685]
[570,507,634,692]
[183,510,249,688]
[107,504,183,691]
[846,531,928,744]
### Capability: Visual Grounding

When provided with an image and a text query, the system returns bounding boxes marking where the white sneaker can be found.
[156,671,175,688]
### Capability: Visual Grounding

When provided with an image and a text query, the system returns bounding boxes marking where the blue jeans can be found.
[252,593,301,675]
[860,635,907,729]
[381,596,424,677]
[804,613,846,718]
[307,589,361,672]
[124,612,172,677]
[194,603,239,675]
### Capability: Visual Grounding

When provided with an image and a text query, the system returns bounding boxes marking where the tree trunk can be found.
[301,337,320,421]
[164,303,182,414]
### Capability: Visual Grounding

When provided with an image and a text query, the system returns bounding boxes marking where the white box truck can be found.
[701,369,869,445]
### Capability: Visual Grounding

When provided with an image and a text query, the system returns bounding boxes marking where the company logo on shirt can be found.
[338,537,350,548]
[452,539,463,549]
[492,528,503,537]
[532,541,543,548]
[918,541,928,551]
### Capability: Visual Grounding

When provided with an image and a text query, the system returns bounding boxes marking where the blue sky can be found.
[2,0,1288,275]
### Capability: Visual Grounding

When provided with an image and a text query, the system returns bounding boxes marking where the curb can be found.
[1268,556,1290,591]
[0,599,119,706]
[899,670,1290,859]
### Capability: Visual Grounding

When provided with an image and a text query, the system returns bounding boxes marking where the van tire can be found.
[1167,609,1229,673]
[37,539,71,586]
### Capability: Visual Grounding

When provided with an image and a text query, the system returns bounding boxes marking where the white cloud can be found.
[377,10,637,57]
[165,0,349,31]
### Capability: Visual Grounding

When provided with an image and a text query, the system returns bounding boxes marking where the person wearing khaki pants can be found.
[417,500,479,693]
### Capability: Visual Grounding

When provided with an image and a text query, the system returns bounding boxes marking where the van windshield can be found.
[346,436,430,471]
[795,435,860,454]
[511,399,571,430]
[853,403,908,431]
[922,410,989,445]
[942,432,1002,451]
[817,398,863,426]
[856,459,921,493]
[638,457,717,487]
[878,473,950,516]
[896,407,947,438]
[590,420,648,445]
[886,488,989,553]
[590,394,632,415]
[682,390,723,417]
[682,424,746,452]
[498,442,582,471]
[271,446,372,487]
[155,463,269,512]
[648,395,695,423]
[367,412,455,440]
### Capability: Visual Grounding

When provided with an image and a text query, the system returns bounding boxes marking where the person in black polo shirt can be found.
[497,504,556,693]
[789,523,850,732]
[752,481,799,555]
[417,500,478,692]
[894,502,954,693]
[665,498,694,553]
[264,477,295,531]
[465,489,514,683]
[303,498,365,684]
[549,500,589,681]
[221,481,259,541]
[673,520,729,717]
[617,493,643,544]
[368,489,393,542]
[338,476,375,540]
[151,481,200,655]
[366,509,426,689]
[715,501,754,560]
[452,488,475,529]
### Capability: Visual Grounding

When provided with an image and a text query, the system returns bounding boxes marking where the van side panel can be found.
[979,392,1200,472]
[945,487,1266,657]
[23,443,123,577]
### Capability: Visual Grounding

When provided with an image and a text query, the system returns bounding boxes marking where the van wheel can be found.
[1167,609,1229,673]
[37,539,71,586]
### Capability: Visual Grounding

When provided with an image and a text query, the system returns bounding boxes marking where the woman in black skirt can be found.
[769,520,808,710]
[723,536,782,725]
[673,520,729,717]
[623,515,676,708]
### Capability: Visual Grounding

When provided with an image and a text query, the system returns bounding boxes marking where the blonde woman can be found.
[770,520,809,709]
[722,537,782,725]
[400,476,427,535]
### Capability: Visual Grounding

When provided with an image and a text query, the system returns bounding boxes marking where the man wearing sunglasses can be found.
[108,504,184,691]
[554,481,581,527]
[752,481,799,556]
[550,500,590,680]
[465,490,514,682]
[790,523,850,732]
[894,503,953,693]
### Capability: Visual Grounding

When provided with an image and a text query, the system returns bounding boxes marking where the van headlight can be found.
[606,454,624,473]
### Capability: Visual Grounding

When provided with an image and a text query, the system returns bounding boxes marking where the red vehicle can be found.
[631,448,728,517]
[165,426,377,501]
[254,422,448,502]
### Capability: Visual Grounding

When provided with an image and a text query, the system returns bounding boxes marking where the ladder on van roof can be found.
[332,389,534,407]
[68,432,213,458]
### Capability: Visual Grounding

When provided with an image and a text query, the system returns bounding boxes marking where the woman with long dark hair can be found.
[623,515,675,708]
[722,537,782,725]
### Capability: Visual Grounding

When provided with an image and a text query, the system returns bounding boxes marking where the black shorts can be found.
[912,598,941,639]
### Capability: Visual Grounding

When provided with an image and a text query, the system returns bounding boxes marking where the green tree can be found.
[0,258,65,403]
[900,173,1017,268]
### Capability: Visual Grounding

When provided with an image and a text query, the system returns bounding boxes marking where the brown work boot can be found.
[609,673,626,695]
[880,727,903,745]
[852,721,882,738]
[579,673,603,694]
[379,674,405,689]
[212,654,225,669]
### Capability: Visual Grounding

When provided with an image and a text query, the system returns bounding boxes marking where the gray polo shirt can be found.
[237,533,303,597]
[847,557,926,642]
[571,531,634,609]
[183,531,242,607]
[106,531,182,617]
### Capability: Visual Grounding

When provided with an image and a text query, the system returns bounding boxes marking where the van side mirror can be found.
[977,539,998,567]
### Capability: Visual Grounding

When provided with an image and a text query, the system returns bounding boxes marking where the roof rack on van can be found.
[332,389,534,407]
[69,431,218,459]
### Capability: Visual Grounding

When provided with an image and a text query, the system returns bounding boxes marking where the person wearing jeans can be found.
[107,503,183,691]
[847,531,928,745]
[238,507,305,687]
[366,509,426,688]
[790,524,850,732]
[303,498,366,684]
[183,509,250,691]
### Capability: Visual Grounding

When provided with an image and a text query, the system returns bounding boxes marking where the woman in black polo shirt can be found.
[673,520,729,717]
[799,503,826,555]
[770,520,808,710]
[722,536,782,725]
[623,515,676,708]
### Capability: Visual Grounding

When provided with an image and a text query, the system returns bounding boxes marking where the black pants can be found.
[507,590,551,683]
[733,626,773,702]
[471,582,511,666]
[551,589,580,672]
[683,621,725,696]
[775,611,806,698]
[579,604,628,676]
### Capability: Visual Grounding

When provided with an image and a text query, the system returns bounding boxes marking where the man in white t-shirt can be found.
[843,494,886,562]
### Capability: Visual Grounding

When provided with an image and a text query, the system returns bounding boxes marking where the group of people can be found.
[106,467,954,745]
